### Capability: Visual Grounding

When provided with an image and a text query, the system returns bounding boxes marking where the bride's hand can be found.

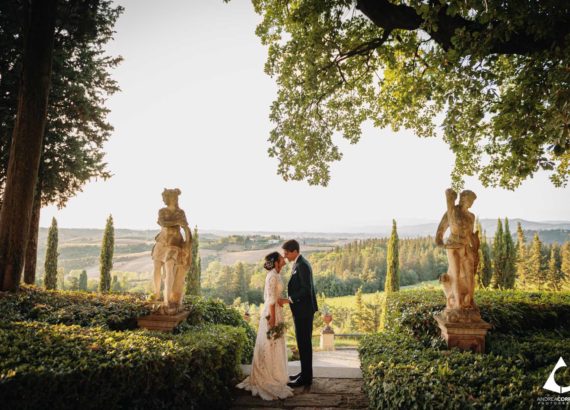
[268,314,276,328]
[277,298,289,307]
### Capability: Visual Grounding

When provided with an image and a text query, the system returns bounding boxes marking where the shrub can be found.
[0,287,255,363]
[181,295,255,363]
[360,289,570,409]
[0,285,150,330]
[0,321,247,409]
[359,331,566,409]
[381,289,570,345]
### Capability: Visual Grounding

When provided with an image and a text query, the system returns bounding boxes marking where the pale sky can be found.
[40,0,570,232]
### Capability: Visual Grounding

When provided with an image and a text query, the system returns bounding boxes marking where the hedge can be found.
[0,321,247,409]
[380,289,570,345]
[360,289,570,409]
[358,331,568,410]
[0,286,256,408]
[0,286,255,363]
[0,285,150,330]
[181,295,256,362]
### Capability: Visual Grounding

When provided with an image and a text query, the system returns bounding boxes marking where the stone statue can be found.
[435,188,480,320]
[151,188,192,315]
[434,188,492,353]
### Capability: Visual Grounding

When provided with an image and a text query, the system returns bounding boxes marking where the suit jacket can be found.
[288,255,318,316]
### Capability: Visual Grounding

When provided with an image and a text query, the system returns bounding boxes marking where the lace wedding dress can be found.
[236,269,294,400]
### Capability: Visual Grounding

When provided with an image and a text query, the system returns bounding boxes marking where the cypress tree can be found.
[476,220,484,287]
[353,286,365,332]
[185,225,201,295]
[231,262,248,302]
[515,223,528,289]
[561,242,570,287]
[547,243,563,291]
[43,217,58,290]
[384,219,399,293]
[492,218,505,289]
[99,215,114,292]
[528,233,545,290]
[476,224,493,288]
[197,255,202,290]
[475,221,492,288]
[216,265,233,303]
[79,270,88,291]
[503,218,516,289]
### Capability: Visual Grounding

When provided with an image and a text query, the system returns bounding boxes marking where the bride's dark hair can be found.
[264,251,280,271]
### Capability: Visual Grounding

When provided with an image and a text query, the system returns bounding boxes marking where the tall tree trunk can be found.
[23,183,42,285]
[0,0,57,291]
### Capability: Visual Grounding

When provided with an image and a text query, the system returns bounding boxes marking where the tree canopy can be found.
[246,0,570,189]
[0,0,122,208]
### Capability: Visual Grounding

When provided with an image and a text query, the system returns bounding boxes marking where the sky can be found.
[40,0,570,233]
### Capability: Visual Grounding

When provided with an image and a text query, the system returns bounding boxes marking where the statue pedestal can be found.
[320,325,335,351]
[137,311,189,332]
[435,311,492,353]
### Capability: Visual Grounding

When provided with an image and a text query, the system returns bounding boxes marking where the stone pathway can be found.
[231,349,369,409]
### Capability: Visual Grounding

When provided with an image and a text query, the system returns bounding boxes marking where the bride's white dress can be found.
[236,269,294,400]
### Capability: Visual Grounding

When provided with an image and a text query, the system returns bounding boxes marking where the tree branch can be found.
[355,0,570,56]
[336,29,392,62]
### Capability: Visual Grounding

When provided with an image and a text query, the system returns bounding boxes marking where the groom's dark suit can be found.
[288,254,318,383]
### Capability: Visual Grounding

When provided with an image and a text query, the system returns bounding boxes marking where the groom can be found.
[279,239,318,387]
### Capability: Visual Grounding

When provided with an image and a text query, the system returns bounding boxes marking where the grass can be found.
[324,279,440,308]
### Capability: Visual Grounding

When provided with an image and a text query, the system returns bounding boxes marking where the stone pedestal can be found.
[137,311,189,332]
[435,311,492,353]
[320,325,335,351]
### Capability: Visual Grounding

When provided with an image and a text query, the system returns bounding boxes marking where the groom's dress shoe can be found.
[287,378,312,388]
[289,372,302,381]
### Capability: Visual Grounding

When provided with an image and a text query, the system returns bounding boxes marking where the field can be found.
[324,280,440,308]
[35,228,346,281]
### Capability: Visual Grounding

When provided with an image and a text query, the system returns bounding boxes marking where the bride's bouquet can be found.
[265,315,287,340]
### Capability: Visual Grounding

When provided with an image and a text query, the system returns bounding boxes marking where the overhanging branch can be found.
[355,0,570,56]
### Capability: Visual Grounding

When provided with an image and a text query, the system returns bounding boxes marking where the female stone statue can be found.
[435,188,479,316]
[151,188,192,314]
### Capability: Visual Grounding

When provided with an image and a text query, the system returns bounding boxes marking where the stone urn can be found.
[320,311,335,351]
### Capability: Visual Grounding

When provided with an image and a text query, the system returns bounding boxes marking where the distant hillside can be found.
[35,228,344,278]
[34,220,570,277]
[336,219,570,237]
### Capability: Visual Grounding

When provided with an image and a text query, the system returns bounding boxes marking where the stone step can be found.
[240,365,362,379]
[231,377,369,409]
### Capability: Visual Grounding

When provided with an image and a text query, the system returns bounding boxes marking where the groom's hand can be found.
[277,298,289,307]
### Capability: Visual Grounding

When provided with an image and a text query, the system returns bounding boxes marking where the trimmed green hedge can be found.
[0,285,150,330]
[381,289,570,345]
[0,321,247,409]
[181,295,256,362]
[359,331,563,409]
[0,286,255,363]
[0,286,257,408]
[360,289,570,409]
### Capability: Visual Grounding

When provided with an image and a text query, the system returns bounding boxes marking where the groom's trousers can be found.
[293,311,314,381]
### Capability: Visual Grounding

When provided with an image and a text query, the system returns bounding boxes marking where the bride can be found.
[236,252,294,400]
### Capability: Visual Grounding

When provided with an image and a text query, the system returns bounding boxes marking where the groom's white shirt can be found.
[288,254,301,304]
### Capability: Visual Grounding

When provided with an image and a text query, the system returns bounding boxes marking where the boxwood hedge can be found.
[0,285,150,330]
[0,286,255,363]
[360,289,570,409]
[0,286,256,409]
[380,289,570,346]
[0,321,247,409]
